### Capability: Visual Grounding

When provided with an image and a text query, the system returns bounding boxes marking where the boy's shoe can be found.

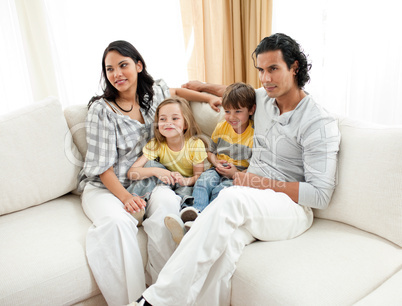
[164,214,185,244]
[180,206,199,223]
[131,208,145,227]
[184,221,194,233]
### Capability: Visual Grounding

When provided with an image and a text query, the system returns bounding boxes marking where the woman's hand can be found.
[172,85,222,112]
[122,194,146,213]
[208,96,222,112]
[216,162,238,179]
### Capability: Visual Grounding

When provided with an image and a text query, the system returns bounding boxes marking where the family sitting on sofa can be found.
[78,33,340,306]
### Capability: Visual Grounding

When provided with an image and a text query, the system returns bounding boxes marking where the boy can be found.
[165,82,256,243]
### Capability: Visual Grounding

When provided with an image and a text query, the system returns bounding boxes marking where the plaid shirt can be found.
[77,79,170,192]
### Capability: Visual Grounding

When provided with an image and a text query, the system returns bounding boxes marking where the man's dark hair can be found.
[252,33,312,88]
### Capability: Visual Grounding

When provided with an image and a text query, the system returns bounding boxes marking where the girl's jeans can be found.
[127,160,193,207]
[192,168,233,212]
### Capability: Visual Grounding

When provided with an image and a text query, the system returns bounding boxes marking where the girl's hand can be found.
[123,194,146,213]
[216,162,238,179]
[155,168,175,185]
[171,172,188,186]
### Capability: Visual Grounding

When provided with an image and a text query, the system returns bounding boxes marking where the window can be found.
[0,0,34,114]
[273,0,402,125]
[0,0,187,115]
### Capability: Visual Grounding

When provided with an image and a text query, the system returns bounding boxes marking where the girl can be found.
[127,97,208,244]
[78,40,221,306]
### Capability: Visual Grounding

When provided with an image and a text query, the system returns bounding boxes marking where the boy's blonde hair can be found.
[152,97,205,150]
[222,82,256,110]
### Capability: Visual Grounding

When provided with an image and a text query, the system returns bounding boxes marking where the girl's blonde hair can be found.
[151,97,205,150]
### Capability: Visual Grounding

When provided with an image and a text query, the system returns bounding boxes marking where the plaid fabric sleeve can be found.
[153,79,171,103]
[83,102,118,177]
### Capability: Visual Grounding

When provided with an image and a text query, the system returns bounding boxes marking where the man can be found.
[132,33,340,306]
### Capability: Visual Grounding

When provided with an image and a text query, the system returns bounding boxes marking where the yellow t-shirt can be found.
[143,138,207,177]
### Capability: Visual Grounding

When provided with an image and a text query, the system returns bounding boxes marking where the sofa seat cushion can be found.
[0,194,148,305]
[354,269,402,305]
[231,218,402,306]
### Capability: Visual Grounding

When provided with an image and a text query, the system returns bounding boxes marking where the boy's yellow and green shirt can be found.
[210,120,254,170]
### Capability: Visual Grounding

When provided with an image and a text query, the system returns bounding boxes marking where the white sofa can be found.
[1,96,401,306]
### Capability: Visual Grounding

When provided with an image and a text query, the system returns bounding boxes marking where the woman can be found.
[77,40,220,306]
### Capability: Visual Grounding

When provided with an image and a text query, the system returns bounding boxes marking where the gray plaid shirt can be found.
[77,79,170,192]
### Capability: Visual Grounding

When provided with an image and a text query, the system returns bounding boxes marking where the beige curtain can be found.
[180,0,272,89]
[15,0,59,102]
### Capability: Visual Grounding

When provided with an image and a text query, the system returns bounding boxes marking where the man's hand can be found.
[182,80,226,97]
[233,172,271,189]
[181,80,206,92]
[233,172,299,203]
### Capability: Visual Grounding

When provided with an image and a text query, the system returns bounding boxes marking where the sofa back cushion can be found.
[64,104,88,158]
[314,117,402,247]
[190,101,225,137]
[63,101,226,160]
[0,97,83,215]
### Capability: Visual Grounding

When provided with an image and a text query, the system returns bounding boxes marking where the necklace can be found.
[114,100,133,112]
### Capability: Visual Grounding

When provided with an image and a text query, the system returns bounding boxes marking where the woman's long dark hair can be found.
[88,40,154,113]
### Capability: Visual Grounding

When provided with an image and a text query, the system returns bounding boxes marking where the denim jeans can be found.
[192,168,233,212]
[127,160,193,207]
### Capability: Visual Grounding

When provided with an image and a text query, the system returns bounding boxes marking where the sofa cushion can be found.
[64,101,225,159]
[190,101,225,137]
[231,218,402,306]
[354,269,402,305]
[64,104,88,159]
[314,117,402,247]
[0,194,148,305]
[0,97,83,215]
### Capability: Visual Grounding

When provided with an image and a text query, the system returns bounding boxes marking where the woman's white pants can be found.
[143,186,314,306]
[82,184,180,306]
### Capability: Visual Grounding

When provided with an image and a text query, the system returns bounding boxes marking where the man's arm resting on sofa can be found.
[233,172,299,204]
[182,81,227,98]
